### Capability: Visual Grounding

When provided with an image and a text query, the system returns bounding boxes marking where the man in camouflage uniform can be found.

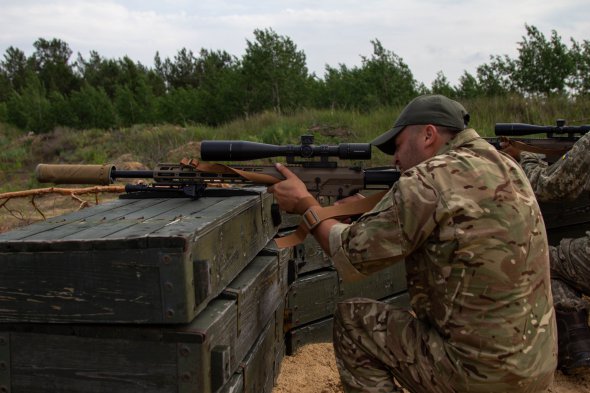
[515,134,590,374]
[269,94,557,393]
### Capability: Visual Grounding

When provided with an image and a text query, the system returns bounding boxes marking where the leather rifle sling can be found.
[275,191,387,248]
[180,158,387,248]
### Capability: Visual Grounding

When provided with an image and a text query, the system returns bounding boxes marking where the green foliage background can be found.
[0,25,589,133]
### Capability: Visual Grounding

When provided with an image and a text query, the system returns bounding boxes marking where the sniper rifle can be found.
[35,135,401,199]
[487,119,590,162]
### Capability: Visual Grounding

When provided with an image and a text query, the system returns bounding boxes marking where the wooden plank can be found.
[0,198,148,242]
[190,192,278,316]
[273,298,286,385]
[0,248,194,323]
[21,199,183,241]
[0,297,238,393]
[218,372,244,393]
[285,262,407,329]
[285,292,410,355]
[101,196,247,241]
[240,319,276,393]
[222,250,289,373]
[57,198,202,241]
[0,332,9,392]
[296,234,330,274]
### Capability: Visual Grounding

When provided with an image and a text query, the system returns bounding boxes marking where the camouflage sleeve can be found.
[520,133,590,202]
[329,171,439,281]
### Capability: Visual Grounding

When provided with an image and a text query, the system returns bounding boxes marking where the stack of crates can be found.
[0,188,412,393]
[0,189,289,392]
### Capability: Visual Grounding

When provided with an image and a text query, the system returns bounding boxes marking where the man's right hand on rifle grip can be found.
[267,163,318,215]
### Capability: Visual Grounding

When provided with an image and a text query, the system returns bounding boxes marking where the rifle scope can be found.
[495,119,590,137]
[200,138,371,161]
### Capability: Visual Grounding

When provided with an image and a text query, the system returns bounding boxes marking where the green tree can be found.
[5,73,52,131]
[476,55,514,96]
[193,49,243,124]
[241,28,310,114]
[360,39,417,107]
[32,38,79,95]
[323,64,370,109]
[156,87,204,125]
[48,90,75,127]
[68,84,117,129]
[568,38,590,96]
[1,46,30,93]
[322,40,417,110]
[455,71,482,99]
[158,48,200,89]
[512,25,573,95]
[431,71,455,97]
[76,51,122,98]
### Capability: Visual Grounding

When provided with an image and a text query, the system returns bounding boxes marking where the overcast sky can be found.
[1,0,588,86]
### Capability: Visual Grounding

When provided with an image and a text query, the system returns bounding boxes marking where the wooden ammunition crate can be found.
[0,245,291,393]
[285,292,410,354]
[284,261,407,331]
[0,189,277,324]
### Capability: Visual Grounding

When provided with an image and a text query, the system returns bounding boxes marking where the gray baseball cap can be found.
[371,94,470,155]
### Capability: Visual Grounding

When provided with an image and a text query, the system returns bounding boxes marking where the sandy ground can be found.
[273,343,590,393]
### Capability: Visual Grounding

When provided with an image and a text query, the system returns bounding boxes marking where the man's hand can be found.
[267,163,318,214]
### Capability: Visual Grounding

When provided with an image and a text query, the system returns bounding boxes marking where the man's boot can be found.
[556,308,590,375]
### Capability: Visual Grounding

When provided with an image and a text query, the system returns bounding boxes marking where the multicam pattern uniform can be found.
[328,129,557,393]
[521,133,590,311]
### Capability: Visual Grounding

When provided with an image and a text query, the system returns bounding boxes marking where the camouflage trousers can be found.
[550,232,590,311]
[333,297,455,393]
[333,298,554,393]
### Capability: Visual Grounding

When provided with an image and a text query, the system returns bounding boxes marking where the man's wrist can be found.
[294,195,320,215]
[302,205,322,231]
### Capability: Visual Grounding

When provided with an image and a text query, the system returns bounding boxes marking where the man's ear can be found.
[423,124,437,148]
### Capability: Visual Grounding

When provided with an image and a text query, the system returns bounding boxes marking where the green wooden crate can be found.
[0,297,237,393]
[0,189,277,324]
[285,262,407,330]
[222,247,291,379]
[241,317,279,393]
[285,292,410,355]
[0,245,289,393]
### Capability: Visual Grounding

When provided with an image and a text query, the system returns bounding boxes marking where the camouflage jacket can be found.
[520,132,590,202]
[329,128,557,390]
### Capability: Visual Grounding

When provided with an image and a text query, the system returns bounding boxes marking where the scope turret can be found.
[200,135,371,162]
